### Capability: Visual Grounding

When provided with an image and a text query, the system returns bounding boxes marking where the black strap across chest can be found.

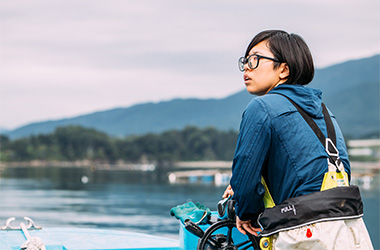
[274,94,340,168]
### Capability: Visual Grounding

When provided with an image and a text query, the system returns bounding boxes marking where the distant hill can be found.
[0,128,10,136]
[5,92,253,139]
[5,55,380,139]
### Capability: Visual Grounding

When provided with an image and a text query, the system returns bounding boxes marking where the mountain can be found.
[0,128,10,134]
[5,55,380,139]
[5,92,253,139]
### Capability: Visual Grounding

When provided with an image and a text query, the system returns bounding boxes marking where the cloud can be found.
[0,0,379,129]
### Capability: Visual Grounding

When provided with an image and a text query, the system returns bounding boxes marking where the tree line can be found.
[0,126,238,163]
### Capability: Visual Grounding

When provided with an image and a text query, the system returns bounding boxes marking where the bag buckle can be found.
[325,138,339,157]
[325,138,344,172]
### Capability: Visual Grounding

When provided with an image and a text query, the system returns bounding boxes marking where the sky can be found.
[1,0,379,130]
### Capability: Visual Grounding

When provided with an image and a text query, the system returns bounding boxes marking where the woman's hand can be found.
[236,216,262,236]
[222,185,234,198]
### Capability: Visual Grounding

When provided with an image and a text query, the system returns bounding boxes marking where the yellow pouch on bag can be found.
[320,161,349,191]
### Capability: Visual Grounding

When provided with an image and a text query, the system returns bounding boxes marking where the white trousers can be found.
[272,218,374,250]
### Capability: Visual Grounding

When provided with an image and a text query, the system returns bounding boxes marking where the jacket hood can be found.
[269,84,323,118]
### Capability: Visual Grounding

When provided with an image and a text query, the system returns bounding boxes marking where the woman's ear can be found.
[279,63,289,80]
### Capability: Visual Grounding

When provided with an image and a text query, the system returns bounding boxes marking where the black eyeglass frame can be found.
[238,54,281,72]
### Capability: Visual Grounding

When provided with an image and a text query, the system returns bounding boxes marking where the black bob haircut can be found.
[245,30,314,85]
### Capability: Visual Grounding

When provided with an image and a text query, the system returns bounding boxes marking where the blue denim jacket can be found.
[230,84,350,221]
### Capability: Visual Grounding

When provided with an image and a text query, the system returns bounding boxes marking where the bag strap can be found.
[274,94,342,171]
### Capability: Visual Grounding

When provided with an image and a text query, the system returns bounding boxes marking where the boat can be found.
[0,199,263,250]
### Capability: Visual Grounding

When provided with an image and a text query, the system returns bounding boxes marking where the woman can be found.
[223,30,373,249]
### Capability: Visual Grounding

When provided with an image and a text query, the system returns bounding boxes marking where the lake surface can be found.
[0,166,379,248]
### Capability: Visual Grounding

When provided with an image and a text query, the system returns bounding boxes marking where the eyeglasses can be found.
[238,54,281,72]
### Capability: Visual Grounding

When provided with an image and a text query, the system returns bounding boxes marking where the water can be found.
[0,166,379,248]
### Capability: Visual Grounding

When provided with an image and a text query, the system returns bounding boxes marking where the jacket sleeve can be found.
[230,99,271,221]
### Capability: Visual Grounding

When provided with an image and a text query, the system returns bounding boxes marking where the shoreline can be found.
[1,160,379,171]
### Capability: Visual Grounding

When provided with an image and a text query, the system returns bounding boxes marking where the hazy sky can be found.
[1,0,379,129]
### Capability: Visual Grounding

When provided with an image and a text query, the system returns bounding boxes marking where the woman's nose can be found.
[244,62,250,71]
